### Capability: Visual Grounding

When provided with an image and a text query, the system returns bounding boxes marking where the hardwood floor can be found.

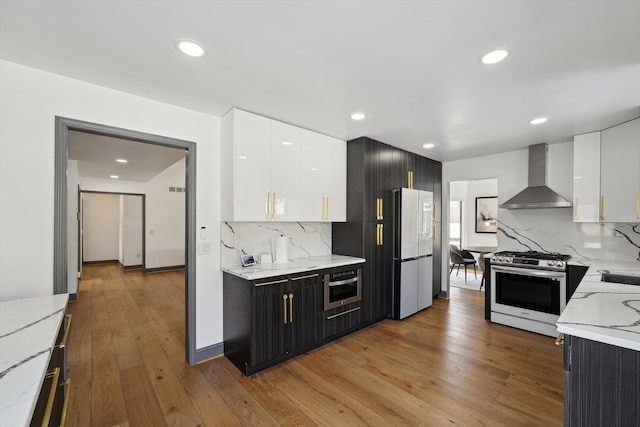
[67,264,564,426]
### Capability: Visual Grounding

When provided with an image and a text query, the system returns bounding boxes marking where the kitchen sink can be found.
[601,272,640,286]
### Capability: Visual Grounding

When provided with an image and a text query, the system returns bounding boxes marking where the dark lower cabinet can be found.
[224,264,363,376]
[564,334,640,426]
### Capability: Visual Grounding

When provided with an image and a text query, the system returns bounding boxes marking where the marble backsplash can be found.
[497,208,640,263]
[220,222,332,267]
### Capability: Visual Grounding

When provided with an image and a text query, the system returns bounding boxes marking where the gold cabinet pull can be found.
[326,197,329,220]
[432,224,436,241]
[289,293,294,323]
[407,171,413,189]
[283,294,288,324]
[291,273,319,281]
[379,223,384,245]
[375,224,380,246]
[42,367,61,427]
[327,306,361,320]
[379,198,383,220]
[555,333,564,346]
[266,192,272,219]
[599,195,605,221]
[574,197,580,220]
[55,313,72,349]
[60,378,71,427]
[322,196,327,219]
[255,278,288,287]
[433,202,437,221]
[272,192,277,219]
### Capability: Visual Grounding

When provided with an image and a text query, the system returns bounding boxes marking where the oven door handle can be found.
[328,277,359,287]
[491,265,565,279]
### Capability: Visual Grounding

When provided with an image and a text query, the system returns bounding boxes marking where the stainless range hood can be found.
[499,143,572,209]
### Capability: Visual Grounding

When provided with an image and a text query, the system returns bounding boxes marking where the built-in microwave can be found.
[323,268,361,311]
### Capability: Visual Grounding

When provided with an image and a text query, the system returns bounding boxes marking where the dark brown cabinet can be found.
[564,335,640,426]
[333,137,442,325]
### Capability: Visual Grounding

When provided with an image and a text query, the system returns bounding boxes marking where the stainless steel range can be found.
[490,251,571,337]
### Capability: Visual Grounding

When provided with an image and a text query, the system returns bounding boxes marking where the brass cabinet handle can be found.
[407,171,413,189]
[272,192,277,219]
[326,197,329,220]
[379,223,384,245]
[375,224,380,246]
[322,196,327,219]
[60,378,71,427]
[327,306,361,320]
[289,293,294,324]
[379,198,383,220]
[574,197,579,220]
[433,224,436,241]
[291,273,319,281]
[599,195,605,221]
[555,333,564,346]
[283,294,288,324]
[266,192,272,219]
[433,202,437,221]
[55,314,72,349]
[255,278,288,287]
[42,367,61,427]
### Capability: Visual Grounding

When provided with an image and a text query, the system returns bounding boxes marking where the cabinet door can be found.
[288,274,323,353]
[271,121,301,221]
[573,132,601,222]
[251,282,286,366]
[600,118,640,222]
[300,130,346,221]
[232,110,272,221]
[362,221,392,322]
[324,136,347,222]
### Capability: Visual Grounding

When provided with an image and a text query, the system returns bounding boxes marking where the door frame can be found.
[54,116,198,364]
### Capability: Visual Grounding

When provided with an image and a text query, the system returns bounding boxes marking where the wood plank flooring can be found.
[66,263,564,426]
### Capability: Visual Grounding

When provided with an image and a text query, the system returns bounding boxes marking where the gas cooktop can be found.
[491,250,571,270]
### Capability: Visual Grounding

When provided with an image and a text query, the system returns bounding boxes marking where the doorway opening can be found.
[54,117,197,364]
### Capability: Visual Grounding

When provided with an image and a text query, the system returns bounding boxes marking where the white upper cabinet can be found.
[600,118,640,223]
[573,132,601,222]
[270,121,301,221]
[299,130,346,221]
[222,108,346,222]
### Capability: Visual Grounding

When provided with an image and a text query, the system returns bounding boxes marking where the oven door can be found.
[490,265,566,324]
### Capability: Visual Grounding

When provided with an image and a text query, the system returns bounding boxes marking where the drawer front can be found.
[323,304,362,339]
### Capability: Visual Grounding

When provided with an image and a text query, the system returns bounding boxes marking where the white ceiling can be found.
[68,131,185,182]
[1,0,639,162]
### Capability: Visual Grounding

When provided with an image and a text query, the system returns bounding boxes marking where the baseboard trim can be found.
[83,259,118,265]
[195,342,224,364]
[118,262,143,271]
[144,265,185,273]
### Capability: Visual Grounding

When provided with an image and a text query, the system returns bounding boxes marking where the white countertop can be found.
[221,254,366,280]
[557,259,640,351]
[0,294,68,427]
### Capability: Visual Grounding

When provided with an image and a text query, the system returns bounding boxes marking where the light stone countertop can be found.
[557,259,640,351]
[221,254,366,280]
[0,294,68,427]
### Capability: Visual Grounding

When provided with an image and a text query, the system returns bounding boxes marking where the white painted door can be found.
[323,135,346,222]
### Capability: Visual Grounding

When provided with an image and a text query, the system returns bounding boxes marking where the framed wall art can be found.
[475,196,498,233]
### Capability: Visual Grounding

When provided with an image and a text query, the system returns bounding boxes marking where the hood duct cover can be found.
[499,143,572,209]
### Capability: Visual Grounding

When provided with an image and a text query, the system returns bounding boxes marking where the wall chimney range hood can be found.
[499,143,572,209]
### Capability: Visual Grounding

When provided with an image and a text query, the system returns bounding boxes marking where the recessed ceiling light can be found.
[422,143,435,149]
[480,49,510,65]
[350,113,366,121]
[282,141,293,146]
[238,155,248,160]
[176,39,205,57]
[529,117,548,125]
[110,175,119,179]
[310,168,318,171]
[116,158,127,163]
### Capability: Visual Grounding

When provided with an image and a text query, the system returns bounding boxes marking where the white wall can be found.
[67,160,79,294]
[442,143,570,293]
[82,193,120,262]
[121,195,143,267]
[144,158,186,269]
[0,60,221,351]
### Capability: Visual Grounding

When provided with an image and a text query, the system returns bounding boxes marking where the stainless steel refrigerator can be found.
[392,188,434,319]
